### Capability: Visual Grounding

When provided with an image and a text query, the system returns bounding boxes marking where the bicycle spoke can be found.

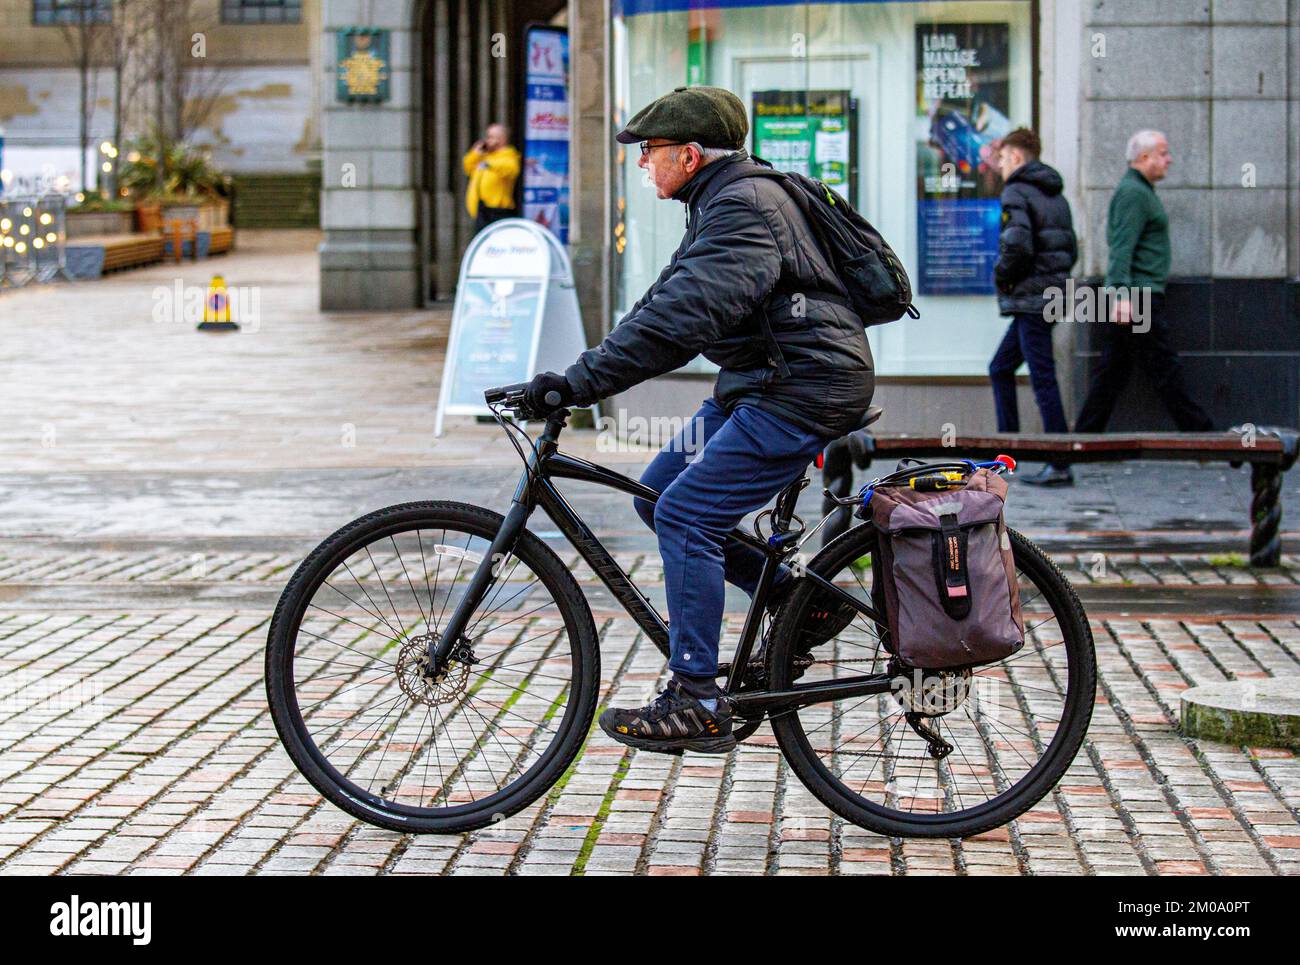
[279,512,584,821]
[341,559,403,640]
[322,578,398,638]
[780,526,1088,825]
[363,546,408,638]
[296,623,396,667]
[391,535,431,629]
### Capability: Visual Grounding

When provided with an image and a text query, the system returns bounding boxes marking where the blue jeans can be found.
[634,398,828,682]
[989,312,1069,468]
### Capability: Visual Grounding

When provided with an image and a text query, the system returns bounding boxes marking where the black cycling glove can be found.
[523,371,574,413]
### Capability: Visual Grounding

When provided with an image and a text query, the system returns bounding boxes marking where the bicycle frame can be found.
[429,409,898,718]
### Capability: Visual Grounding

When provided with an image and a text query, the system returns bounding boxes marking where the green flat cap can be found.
[615,86,748,150]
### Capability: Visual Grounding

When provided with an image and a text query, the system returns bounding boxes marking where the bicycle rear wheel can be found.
[767,523,1095,839]
[265,501,600,834]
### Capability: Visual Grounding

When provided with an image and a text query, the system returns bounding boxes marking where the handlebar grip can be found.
[484,382,529,405]
[910,473,962,492]
[543,389,562,407]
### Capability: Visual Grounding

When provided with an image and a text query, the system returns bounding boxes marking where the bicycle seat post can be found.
[773,473,809,534]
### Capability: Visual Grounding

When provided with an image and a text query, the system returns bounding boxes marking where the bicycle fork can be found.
[426,415,561,673]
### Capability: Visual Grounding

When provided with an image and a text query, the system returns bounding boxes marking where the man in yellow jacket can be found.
[463,123,521,232]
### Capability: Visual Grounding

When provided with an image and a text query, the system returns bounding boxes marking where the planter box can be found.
[136,202,162,233]
[65,209,133,238]
[198,199,230,231]
[160,202,201,225]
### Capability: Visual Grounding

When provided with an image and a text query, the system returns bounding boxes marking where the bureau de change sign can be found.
[435,219,585,435]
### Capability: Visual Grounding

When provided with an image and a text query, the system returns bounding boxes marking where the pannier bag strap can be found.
[931,512,972,620]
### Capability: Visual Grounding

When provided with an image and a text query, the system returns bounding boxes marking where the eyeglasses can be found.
[638,141,691,157]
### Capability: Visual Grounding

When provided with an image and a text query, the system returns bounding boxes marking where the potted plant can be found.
[119,133,229,233]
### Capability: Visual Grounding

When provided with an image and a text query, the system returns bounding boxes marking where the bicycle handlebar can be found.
[483,382,563,416]
[483,382,527,405]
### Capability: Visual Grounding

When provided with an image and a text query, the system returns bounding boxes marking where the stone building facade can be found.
[0,0,322,178]
[320,2,1298,431]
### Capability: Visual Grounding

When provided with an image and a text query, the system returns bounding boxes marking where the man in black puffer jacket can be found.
[522,86,873,754]
[988,127,1077,486]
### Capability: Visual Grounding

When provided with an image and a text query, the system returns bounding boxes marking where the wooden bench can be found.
[207,225,234,254]
[102,233,165,271]
[822,428,1300,566]
[64,233,167,276]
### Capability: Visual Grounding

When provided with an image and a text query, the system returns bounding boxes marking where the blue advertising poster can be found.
[915,22,1011,295]
[917,199,1003,294]
[523,27,570,243]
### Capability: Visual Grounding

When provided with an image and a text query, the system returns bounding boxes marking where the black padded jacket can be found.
[564,152,874,439]
[993,160,1078,316]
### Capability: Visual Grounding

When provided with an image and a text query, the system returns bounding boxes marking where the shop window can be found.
[612,1,1035,378]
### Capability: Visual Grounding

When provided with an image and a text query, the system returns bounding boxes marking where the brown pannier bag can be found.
[870,468,1024,669]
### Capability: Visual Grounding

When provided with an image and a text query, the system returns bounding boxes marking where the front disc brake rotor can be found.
[395,634,471,707]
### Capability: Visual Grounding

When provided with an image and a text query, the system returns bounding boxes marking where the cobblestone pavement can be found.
[0,541,1297,877]
[1,234,1297,875]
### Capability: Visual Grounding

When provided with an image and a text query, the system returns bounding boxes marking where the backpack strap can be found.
[707,160,857,307]
[700,161,816,383]
[755,303,791,380]
[931,512,973,621]
[699,161,797,380]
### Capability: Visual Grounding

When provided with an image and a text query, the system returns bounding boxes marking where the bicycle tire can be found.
[768,523,1095,839]
[265,501,600,834]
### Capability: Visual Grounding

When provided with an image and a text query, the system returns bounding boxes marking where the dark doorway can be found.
[417,0,567,303]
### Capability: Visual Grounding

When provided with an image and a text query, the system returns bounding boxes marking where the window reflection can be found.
[611,1,1034,378]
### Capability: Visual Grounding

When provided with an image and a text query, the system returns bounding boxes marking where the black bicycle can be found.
[265,384,1095,838]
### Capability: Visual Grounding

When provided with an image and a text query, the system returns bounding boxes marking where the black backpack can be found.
[712,158,919,327]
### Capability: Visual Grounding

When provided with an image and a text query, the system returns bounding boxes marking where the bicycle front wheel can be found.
[265,501,600,834]
[768,523,1095,839]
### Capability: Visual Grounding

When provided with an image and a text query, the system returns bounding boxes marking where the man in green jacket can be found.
[1075,130,1212,432]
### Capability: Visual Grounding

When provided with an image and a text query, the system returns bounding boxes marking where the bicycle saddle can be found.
[844,406,883,469]
[857,405,884,430]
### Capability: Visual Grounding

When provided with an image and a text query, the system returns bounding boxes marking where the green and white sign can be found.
[752,89,855,202]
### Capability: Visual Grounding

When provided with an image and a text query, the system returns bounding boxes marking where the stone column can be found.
[568,0,611,353]
[319,0,421,310]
